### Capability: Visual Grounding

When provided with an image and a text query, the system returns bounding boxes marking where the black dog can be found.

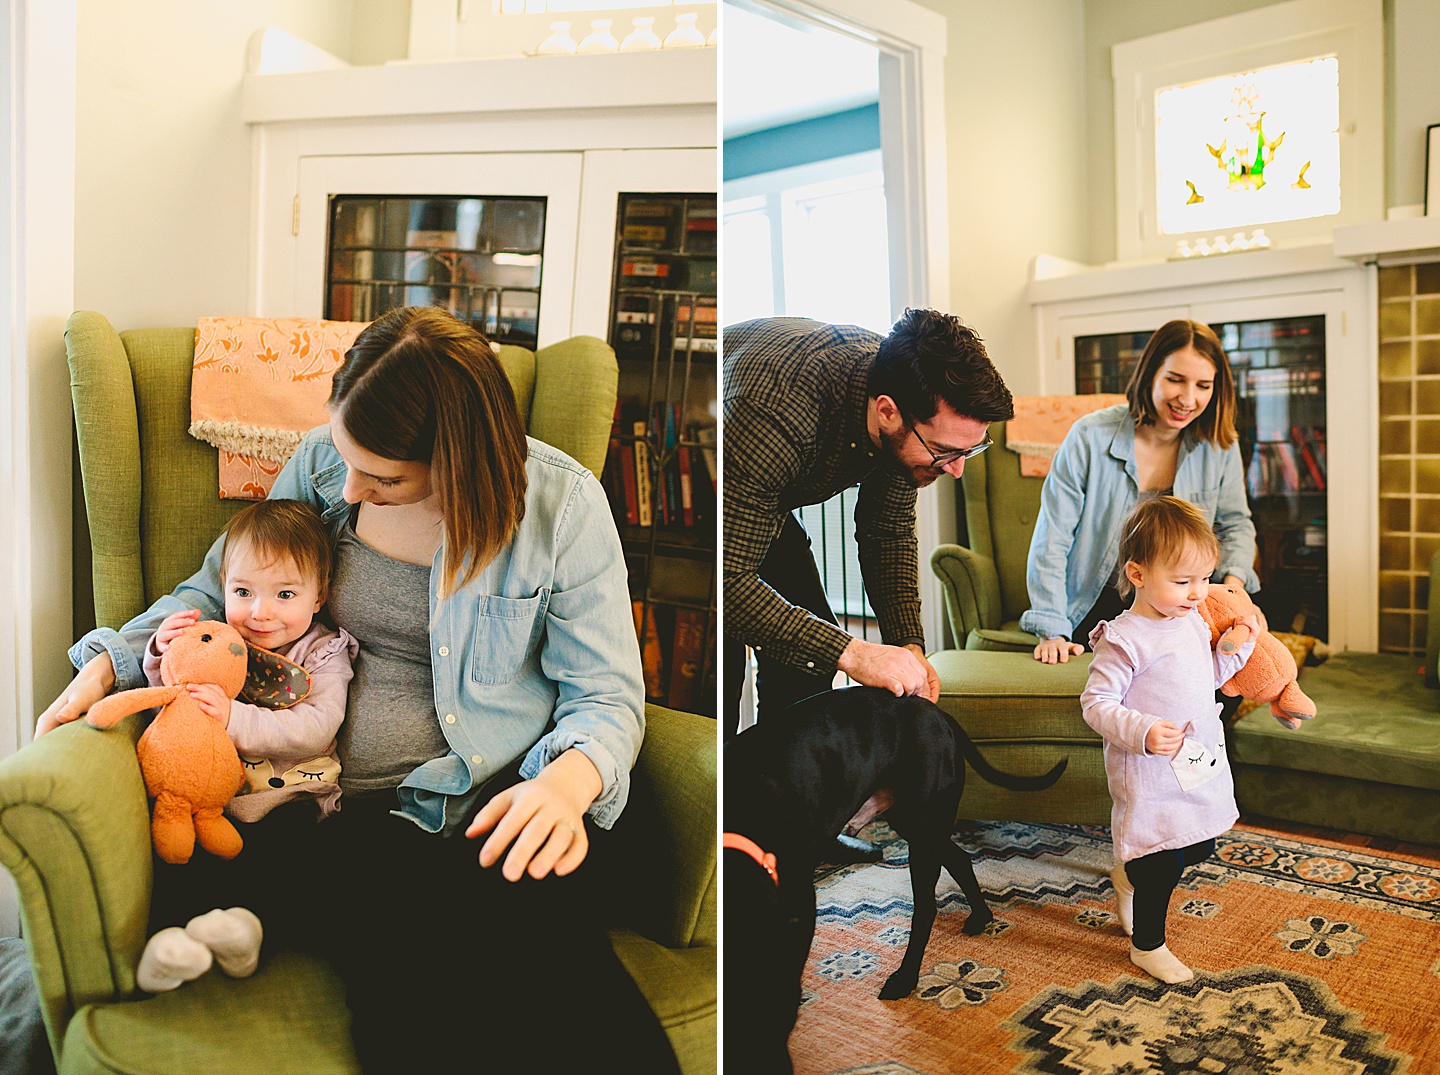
[723,687,1067,1073]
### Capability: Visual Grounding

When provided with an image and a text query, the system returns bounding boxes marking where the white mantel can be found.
[1332,215,1440,266]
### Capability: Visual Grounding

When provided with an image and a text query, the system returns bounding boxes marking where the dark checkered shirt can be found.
[723,317,925,674]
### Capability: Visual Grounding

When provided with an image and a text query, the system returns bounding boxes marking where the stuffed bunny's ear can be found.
[240,645,312,708]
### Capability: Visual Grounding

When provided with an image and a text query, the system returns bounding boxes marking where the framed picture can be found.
[1428,123,1440,217]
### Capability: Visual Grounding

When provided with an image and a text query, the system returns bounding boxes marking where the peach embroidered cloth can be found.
[189,316,370,499]
[1007,394,1127,477]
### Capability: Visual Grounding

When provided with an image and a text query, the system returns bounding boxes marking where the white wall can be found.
[1389,0,1440,210]
[73,1,363,327]
[913,0,1088,396]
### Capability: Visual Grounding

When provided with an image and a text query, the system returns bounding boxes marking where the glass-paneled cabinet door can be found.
[289,153,583,347]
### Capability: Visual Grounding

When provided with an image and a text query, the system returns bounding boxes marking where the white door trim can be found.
[733,0,954,650]
[0,0,77,939]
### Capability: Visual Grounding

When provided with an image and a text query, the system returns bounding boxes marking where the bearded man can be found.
[722,310,1015,768]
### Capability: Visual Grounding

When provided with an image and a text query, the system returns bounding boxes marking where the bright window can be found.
[1155,56,1341,236]
[722,150,891,334]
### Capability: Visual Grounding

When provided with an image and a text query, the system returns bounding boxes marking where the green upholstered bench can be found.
[930,650,1110,826]
[1229,652,1440,846]
[929,423,1440,846]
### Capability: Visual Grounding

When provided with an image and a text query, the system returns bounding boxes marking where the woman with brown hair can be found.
[40,306,678,1072]
[1023,319,1258,663]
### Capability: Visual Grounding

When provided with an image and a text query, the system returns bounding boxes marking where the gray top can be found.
[328,519,450,792]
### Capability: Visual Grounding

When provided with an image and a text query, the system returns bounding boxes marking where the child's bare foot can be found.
[185,907,263,978]
[1109,864,1134,936]
[1130,943,1193,984]
[136,926,212,992]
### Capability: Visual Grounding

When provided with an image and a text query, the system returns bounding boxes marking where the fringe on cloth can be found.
[188,419,305,465]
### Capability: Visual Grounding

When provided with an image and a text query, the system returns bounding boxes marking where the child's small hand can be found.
[155,609,202,653]
[185,683,232,729]
[1144,718,1185,757]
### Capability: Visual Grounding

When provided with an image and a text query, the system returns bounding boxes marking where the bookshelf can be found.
[1073,314,1328,638]
[602,192,718,717]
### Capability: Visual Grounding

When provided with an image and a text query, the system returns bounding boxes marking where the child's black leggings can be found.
[1124,838,1216,951]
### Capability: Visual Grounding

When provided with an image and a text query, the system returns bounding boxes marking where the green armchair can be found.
[0,312,716,1075]
[930,423,1044,653]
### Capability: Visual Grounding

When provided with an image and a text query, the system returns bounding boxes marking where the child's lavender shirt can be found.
[1080,609,1254,862]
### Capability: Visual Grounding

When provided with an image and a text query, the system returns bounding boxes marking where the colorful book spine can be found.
[666,608,706,710]
[1292,426,1325,491]
[632,420,653,528]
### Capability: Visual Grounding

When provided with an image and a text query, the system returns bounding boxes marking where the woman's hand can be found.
[154,609,201,653]
[1222,575,1244,590]
[1144,718,1185,757]
[465,748,603,882]
[1034,637,1084,664]
[35,652,116,737]
[185,683,233,729]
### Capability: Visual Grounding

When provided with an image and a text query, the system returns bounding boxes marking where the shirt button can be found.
[471,754,483,765]
[438,646,449,657]
[444,713,456,724]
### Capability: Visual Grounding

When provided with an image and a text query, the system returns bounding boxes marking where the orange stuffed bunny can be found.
[86,621,249,864]
[1197,584,1315,728]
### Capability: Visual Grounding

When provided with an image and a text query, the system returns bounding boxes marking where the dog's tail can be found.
[950,720,1067,791]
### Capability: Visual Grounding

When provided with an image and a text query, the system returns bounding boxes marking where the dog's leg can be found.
[936,837,995,936]
[879,836,941,1000]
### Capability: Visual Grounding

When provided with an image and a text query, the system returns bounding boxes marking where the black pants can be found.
[1124,838,1216,952]
[723,513,838,739]
[149,779,679,1075]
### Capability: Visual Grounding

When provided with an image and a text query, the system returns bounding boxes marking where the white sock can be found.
[1130,943,1193,984]
[185,907,263,979]
[136,926,213,993]
[1110,864,1134,936]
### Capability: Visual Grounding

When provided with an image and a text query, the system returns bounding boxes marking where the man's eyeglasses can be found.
[907,421,992,468]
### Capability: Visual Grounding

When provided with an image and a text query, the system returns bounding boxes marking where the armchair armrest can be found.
[930,544,1004,648]
[608,705,716,950]
[0,716,153,1058]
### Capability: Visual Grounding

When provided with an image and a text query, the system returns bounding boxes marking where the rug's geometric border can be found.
[817,821,1440,926]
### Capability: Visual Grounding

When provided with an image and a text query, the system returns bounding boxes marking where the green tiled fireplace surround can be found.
[1378,261,1440,653]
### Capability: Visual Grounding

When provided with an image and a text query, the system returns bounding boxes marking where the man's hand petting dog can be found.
[836,639,940,701]
[724,688,1068,1074]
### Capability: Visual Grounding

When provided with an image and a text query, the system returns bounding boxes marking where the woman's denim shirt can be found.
[70,427,645,835]
[1019,403,1259,642]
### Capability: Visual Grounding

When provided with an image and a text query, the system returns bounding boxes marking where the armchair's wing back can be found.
[67,312,246,628]
[962,423,1046,626]
[529,335,619,477]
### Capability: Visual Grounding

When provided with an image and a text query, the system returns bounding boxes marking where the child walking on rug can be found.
[1080,495,1299,983]
[134,498,357,993]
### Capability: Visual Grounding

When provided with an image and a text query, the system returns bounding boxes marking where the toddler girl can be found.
[135,498,357,992]
[1080,495,1292,983]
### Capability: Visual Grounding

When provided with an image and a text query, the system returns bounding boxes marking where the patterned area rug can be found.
[790,820,1440,1074]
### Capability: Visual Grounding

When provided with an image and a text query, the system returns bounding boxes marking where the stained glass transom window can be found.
[1155,56,1340,236]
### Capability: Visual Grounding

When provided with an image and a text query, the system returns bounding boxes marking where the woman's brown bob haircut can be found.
[221,499,334,598]
[1124,319,1238,450]
[1117,495,1220,600]
[329,307,528,598]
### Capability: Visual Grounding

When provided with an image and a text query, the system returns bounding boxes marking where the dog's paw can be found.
[878,971,918,1000]
[961,910,995,936]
